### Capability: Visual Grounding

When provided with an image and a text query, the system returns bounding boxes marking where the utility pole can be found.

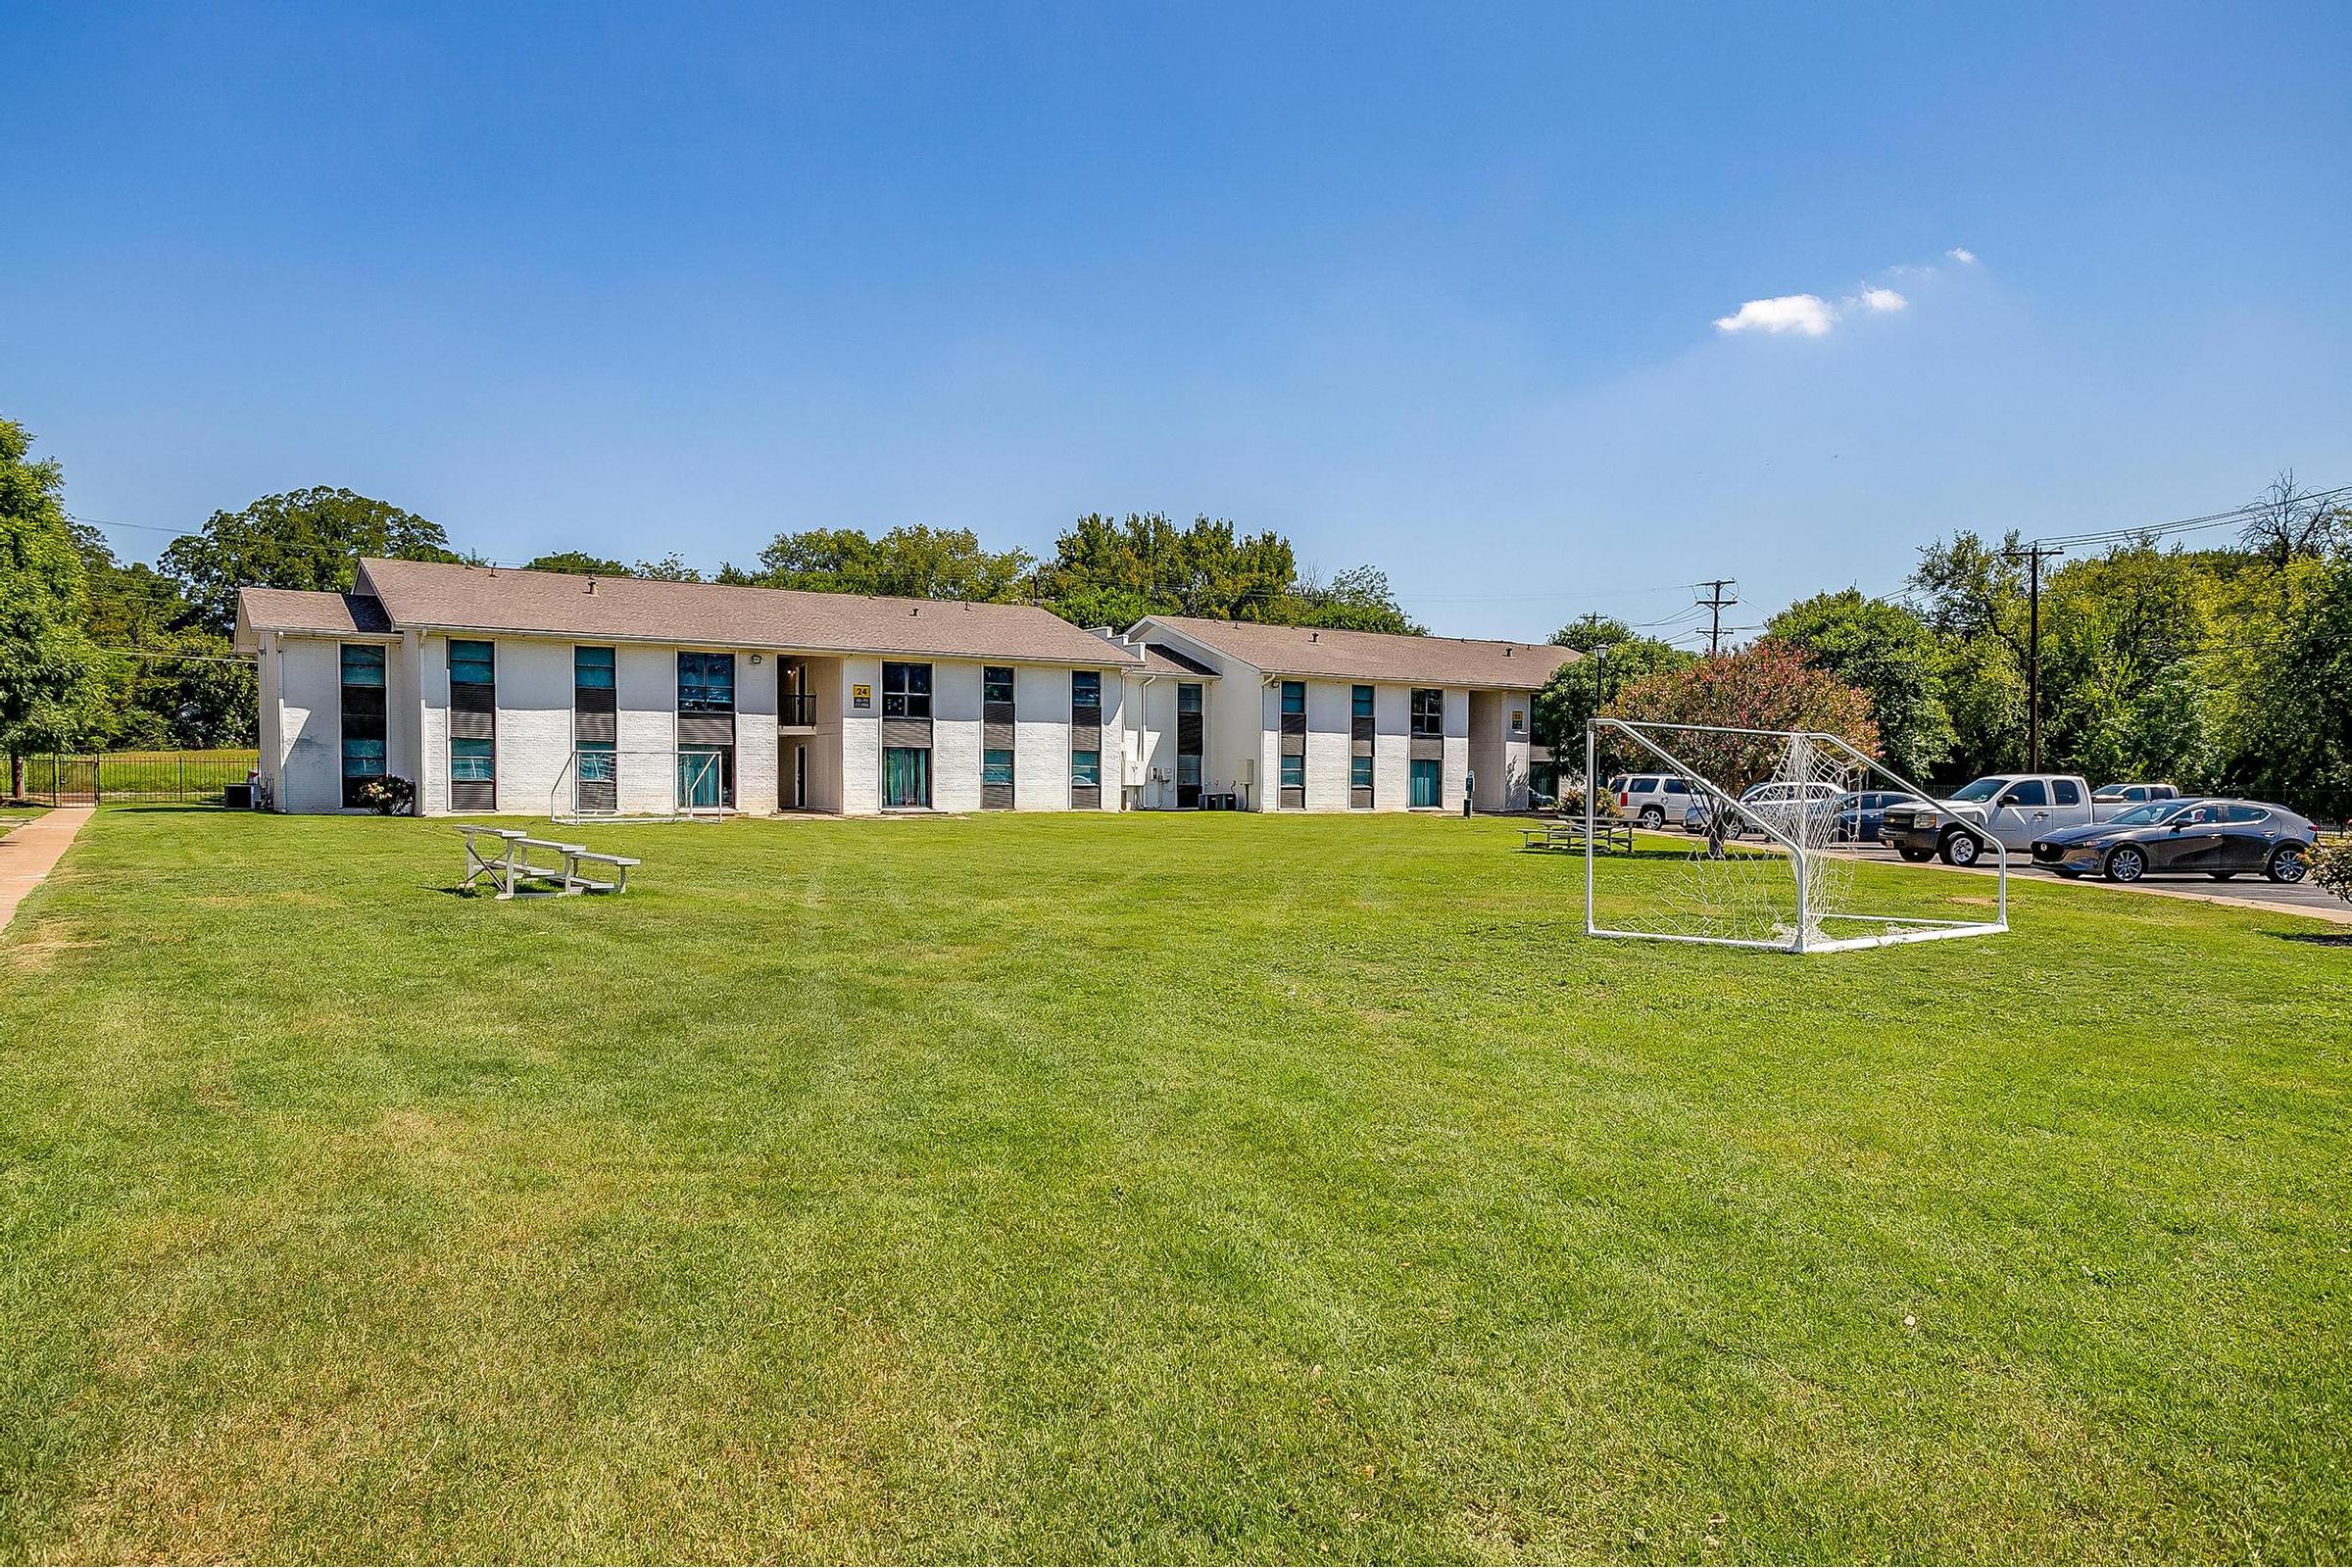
[2003,543,2064,771]
[1695,579,1739,657]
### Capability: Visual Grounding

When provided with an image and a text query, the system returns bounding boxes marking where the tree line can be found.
[1535,473,2352,820]
[0,417,1419,770]
[8,414,2346,816]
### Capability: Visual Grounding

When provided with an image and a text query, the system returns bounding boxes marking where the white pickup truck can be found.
[1880,774,2122,866]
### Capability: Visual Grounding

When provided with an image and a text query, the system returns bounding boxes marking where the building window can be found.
[1178,682,1202,714]
[1280,680,1304,716]
[678,651,735,713]
[575,646,615,689]
[982,750,1014,787]
[1280,753,1305,792]
[984,666,1015,707]
[1177,755,1201,787]
[1352,684,1373,719]
[1072,750,1102,787]
[341,736,386,779]
[1072,670,1101,710]
[341,645,385,687]
[1350,754,1373,794]
[1410,687,1444,737]
[882,662,932,718]
[884,746,931,807]
[1410,757,1440,807]
[578,741,616,783]
[451,639,494,686]
[451,737,494,782]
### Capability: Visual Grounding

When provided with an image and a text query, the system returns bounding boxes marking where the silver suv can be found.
[1604,772,1698,830]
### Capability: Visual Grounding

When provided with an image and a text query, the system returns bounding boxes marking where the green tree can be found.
[1,419,112,793]
[1030,514,1298,626]
[632,554,707,583]
[1599,640,1878,794]
[523,551,632,576]
[162,486,460,635]
[1530,614,1692,760]
[2228,556,2352,818]
[1768,589,1954,781]
[1909,530,2031,778]
[1273,564,1424,635]
[721,525,1029,601]
[73,525,254,749]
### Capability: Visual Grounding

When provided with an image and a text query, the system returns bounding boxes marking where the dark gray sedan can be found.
[2030,798,2315,883]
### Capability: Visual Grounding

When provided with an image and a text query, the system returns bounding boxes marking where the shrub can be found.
[2312,839,2352,906]
[357,775,416,816]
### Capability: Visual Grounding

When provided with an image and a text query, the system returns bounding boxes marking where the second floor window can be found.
[1410,688,1444,736]
[1280,681,1304,716]
[450,639,494,687]
[575,646,615,690]
[882,662,932,717]
[678,652,735,712]
[1352,684,1373,719]
[984,666,1015,707]
[1072,670,1101,710]
[341,645,385,687]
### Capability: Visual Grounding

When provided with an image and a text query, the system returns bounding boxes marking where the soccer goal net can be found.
[550,749,727,824]
[1582,718,2007,954]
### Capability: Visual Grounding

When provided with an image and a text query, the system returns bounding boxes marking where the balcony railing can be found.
[779,693,818,728]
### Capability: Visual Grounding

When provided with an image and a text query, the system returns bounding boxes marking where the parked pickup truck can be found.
[1880,774,2122,866]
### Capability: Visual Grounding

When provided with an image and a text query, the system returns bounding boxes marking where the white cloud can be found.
[1713,294,1835,337]
[1946,247,1978,265]
[1850,287,1907,313]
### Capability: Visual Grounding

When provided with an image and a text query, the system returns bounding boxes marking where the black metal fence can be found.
[14,751,260,806]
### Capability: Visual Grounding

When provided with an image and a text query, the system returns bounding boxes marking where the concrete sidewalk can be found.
[0,808,94,933]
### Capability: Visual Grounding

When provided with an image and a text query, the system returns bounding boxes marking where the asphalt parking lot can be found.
[1837,836,2352,922]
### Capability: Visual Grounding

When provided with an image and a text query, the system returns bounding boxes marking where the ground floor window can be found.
[340,737,385,808]
[578,742,616,783]
[1409,758,1441,808]
[1280,753,1304,793]
[451,738,494,782]
[983,750,1013,786]
[1071,750,1101,788]
[679,745,733,808]
[1177,755,1201,787]
[1350,754,1373,803]
[884,746,932,808]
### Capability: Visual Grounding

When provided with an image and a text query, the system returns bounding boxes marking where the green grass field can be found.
[3,808,2347,1561]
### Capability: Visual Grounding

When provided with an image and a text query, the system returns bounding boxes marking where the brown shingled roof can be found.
[1146,615,1576,688]
[349,558,1136,666]
[234,588,394,647]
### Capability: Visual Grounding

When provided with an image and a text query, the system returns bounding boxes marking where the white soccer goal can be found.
[550,749,727,824]
[1583,718,2007,955]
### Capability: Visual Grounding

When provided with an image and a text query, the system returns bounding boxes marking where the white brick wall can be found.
[419,633,451,814]
[613,644,676,815]
[1303,679,1353,810]
[932,660,985,813]
[735,652,778,815]
[839,655,881,813]
[492,638,574,817]
[1374,684,1412,810]
[1014,664,1071,810]
[275,636,341,814]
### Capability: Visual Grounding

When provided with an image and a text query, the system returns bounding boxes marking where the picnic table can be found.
[460,824,639,900]
[1519,816,1635,854]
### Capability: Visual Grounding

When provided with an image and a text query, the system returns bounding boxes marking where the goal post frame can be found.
[1584,717,2008,955]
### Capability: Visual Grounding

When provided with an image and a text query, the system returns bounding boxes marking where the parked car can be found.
[1828,789,1927,844]
[1605,772,1699,830]
[1880,773,2120,865]
[2092,781,2180,806]
[1679,780,1846,840]
[2031,798,2315,883]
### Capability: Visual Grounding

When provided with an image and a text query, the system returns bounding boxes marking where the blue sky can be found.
[6,1,2348,644]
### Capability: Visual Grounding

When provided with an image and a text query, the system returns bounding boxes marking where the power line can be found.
[1694,579,1739,656]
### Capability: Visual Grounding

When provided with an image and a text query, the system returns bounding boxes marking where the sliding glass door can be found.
[883,746,931,808]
